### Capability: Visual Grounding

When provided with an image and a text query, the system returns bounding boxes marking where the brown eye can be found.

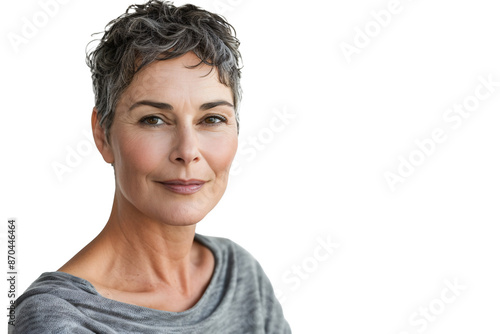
[141,116,164,126]
[204,115,226,125]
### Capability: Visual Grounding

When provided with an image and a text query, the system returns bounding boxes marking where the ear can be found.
[91,108,114,164]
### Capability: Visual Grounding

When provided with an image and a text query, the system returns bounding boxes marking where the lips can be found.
[160,179,206,195]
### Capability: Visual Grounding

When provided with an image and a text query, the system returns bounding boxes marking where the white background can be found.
[1,0,500,333]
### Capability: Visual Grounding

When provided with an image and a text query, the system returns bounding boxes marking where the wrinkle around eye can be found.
[202,115,227,125]
[140,116,166,126]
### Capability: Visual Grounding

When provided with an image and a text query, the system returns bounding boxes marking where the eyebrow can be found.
[129,100,173,111]
[128,100,234,112]
[200,100,234,111]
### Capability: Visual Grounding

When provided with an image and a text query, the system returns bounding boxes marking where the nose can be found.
[169,125,200,165]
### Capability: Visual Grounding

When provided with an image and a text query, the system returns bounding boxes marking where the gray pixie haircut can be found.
[86,0,242,139]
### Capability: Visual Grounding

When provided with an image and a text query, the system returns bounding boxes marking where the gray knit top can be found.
[9,234,291,333]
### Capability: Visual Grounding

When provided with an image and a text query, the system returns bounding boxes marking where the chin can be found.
[157,213,207,227]
[149,201,216,226]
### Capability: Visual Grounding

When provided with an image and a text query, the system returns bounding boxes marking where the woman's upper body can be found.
[9,1,291,332]
[9,234,291,334]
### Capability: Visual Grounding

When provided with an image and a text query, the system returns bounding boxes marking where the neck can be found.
[75,191,202,292]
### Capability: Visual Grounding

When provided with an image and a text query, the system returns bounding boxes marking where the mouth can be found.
[159,179,206,195]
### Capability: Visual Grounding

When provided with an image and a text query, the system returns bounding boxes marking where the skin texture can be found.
[59,52,238,312]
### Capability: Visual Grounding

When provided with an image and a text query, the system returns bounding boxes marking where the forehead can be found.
[120,52,232,106]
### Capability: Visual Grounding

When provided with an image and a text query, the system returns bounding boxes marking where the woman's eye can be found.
[141,116,165,126]
[204,115,226,125]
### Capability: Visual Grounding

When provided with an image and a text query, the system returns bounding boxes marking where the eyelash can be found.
[203,114,227,126]
[139,114,228,127]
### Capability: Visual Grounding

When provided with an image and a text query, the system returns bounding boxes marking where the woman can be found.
[11,1,291,333]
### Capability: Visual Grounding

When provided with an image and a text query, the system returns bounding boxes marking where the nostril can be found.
[174,156,199,163]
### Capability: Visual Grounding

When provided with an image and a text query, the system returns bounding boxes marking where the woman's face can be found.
[98,52,238,226]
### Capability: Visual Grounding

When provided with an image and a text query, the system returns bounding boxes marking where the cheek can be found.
[200,133,238,175]
[114,131,168,178]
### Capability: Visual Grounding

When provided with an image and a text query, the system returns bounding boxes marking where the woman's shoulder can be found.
[11,292,81,333]
[195,234,271,289]
[195,234,291,333]
[16,271,97,304]
[10,272,103,333]
[195,234,260,267]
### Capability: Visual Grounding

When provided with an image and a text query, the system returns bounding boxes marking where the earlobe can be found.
[91,108,114,164]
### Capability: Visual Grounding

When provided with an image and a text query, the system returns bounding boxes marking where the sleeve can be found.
[9,294,101,334]
[257,265,292,334]
[230,239,292,334]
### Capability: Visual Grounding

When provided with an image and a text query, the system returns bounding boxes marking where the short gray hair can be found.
[86,0,242,139]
